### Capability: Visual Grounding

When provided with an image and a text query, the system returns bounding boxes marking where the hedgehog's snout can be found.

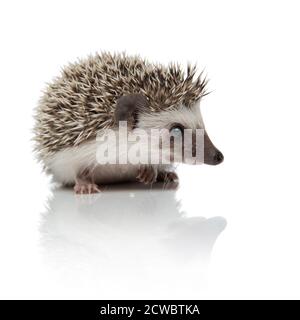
[204,131,224,165]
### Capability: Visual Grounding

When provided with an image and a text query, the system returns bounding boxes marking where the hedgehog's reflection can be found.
[39,183,226,293]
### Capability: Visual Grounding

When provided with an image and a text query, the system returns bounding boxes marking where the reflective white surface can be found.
[40,185,226,299]
[1,0,300,299]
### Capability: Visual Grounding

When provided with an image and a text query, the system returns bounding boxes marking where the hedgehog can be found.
[34,52,223,194]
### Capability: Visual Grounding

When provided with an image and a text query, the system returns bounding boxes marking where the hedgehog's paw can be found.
[164,171,179,182]
[74,182,101,194]
[158,171,179,188]
[137,165,158,185]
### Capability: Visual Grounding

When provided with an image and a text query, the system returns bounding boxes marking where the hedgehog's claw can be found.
[165,171,179,183]
[137,165,158,185]
[157,171,179,189]
[74,182,101,194]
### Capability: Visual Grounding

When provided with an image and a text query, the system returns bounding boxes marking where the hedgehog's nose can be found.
[213,150,224,165]
[203,131,224,165]
[213,150,224,164]
[205,149,224,165]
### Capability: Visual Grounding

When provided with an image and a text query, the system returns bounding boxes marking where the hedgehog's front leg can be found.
[136,165,158,185]
[74,168,101,194]
[157,170,179,188]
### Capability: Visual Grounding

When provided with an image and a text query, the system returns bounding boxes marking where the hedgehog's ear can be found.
[115,93,148,127]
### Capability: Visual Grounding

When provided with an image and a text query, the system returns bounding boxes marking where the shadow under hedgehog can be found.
[34,52,224,194]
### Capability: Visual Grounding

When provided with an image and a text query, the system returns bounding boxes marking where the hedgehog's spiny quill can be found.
[34,52,208,159]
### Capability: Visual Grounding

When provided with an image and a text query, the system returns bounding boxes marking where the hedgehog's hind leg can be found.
[74,168,101,194]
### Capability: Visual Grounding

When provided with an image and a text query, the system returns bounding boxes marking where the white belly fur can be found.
[44,140,166,186]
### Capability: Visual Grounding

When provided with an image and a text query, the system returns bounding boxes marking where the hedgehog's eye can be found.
[170,124,184,136]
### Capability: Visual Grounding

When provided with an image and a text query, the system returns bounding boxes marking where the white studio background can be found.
[0,0,299,299]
